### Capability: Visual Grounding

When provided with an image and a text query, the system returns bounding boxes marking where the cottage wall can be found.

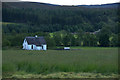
[23,39,28,49]
[27,45,32,50]
[43,44,47,50]
[36,46,42,50]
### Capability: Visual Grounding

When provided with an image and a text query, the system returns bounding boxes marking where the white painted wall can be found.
[23,39,32,50]
[27,45,32,50]
[43,44,47,50]
[36,46,42,50]
[23,39,28,49]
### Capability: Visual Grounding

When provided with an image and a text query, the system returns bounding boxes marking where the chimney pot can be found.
[35,35,38,38]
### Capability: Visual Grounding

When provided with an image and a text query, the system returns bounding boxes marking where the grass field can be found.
[2,47,118,78]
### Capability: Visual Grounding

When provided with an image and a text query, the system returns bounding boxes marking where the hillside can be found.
[2,2,119,32]
[2,2,120,47]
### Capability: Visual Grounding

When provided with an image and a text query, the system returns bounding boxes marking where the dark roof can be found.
[25,36,46,46]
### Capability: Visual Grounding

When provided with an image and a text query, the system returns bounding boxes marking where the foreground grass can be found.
[2,47,118,78]
[9,72,118,78]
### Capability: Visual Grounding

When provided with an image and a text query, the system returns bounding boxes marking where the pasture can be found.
[2,47,118,78]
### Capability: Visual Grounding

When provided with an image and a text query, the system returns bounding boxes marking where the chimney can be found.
[35,35,38,38]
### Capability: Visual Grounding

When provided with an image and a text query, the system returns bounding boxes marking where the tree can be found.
[63,33,71,46]
[45,35,56,48]
[110,34,119,47]
[77,29,84,46]
[2,38,11,47]
[98,27,111,47]
[89,34,98,47]
[71,35,76,46]
[53,33,62,46]
[83,33,91,46]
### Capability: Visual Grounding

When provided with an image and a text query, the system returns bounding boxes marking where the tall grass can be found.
[2,48,118,77]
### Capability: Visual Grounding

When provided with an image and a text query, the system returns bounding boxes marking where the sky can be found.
[20,0,119,5]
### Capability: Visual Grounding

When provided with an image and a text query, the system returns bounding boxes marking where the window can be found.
[42,46,43,49]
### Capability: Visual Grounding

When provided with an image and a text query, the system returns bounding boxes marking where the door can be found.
[31,45,33,49]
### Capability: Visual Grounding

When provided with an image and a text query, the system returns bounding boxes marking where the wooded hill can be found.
[2,2,120,48]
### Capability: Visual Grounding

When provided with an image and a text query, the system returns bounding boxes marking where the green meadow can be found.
[2,47,118,78]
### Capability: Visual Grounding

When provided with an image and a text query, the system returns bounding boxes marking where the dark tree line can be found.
[2,29,119,49]
[2,4,119,33]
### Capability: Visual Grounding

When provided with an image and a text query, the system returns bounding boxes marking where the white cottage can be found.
[23,35,47,50]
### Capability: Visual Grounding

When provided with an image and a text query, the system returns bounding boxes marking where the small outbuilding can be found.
[23,35,47,50]
[64,47,70,50]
